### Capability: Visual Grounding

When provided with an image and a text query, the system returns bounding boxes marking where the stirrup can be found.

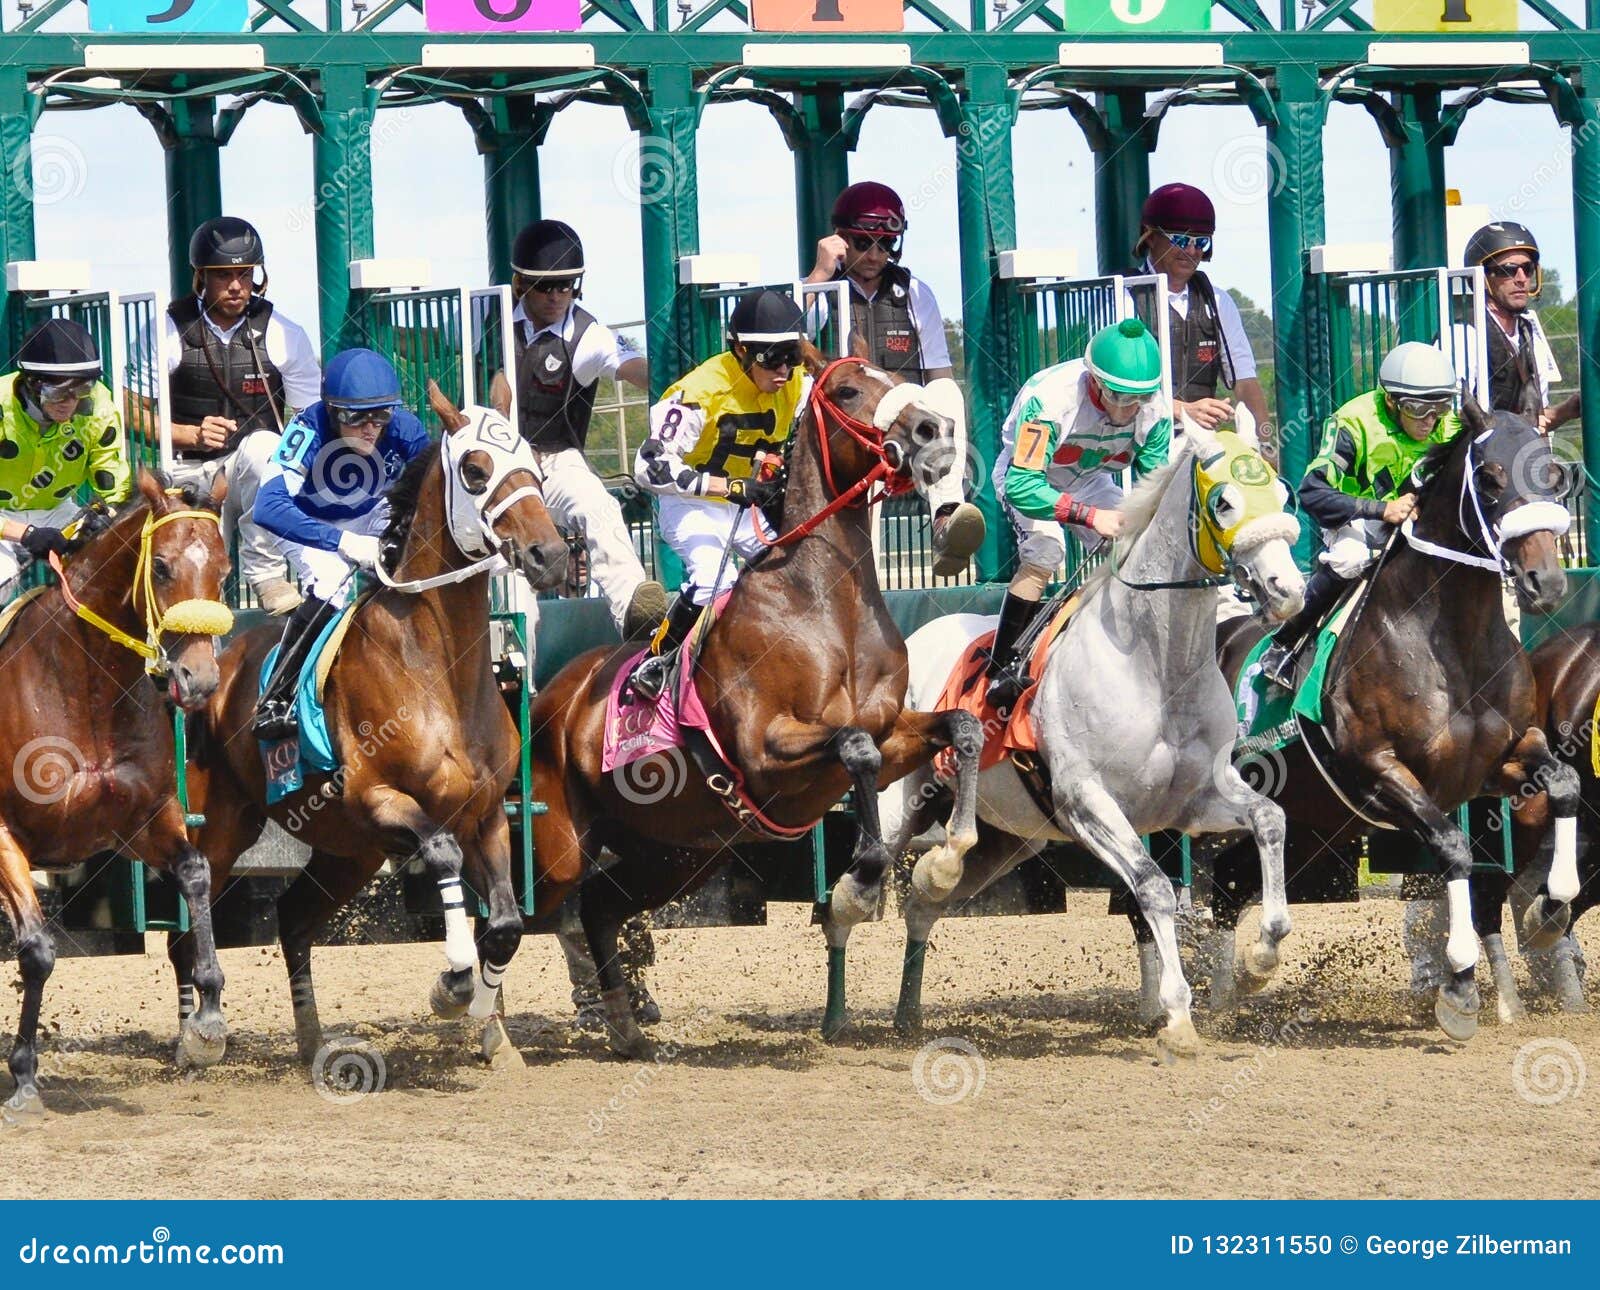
[626,652,671,702]
[984,657,1030,711]
[253,697,299,740]
[1259,642,1300,691]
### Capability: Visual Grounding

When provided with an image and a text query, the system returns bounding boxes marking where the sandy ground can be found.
[3,894,1598,1200]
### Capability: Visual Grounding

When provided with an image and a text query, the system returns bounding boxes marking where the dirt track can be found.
[4,895,1597,1199]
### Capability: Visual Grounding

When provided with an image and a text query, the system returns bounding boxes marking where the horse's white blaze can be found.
[1445,877,1480,973]
[1549,816,1580,903]
[1237,537,1306,620]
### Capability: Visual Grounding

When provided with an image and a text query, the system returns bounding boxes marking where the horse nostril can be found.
[913,417,941,445]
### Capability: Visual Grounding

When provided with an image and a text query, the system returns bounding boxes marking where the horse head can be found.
[426,378,569,591]
[1424,396,1569,613]
[802,338,955,501]
[1181,411,1305,621]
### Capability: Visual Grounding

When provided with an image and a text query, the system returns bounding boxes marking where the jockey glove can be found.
[19,525,72,559]
[337,531,382,570]
[726,476,782,509]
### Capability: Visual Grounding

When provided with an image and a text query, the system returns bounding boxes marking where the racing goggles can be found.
[331,404,395,429]
[1099,386,1157,411]
[846,232,902,254]
[35,377,95,402]
[747,341,803,371]
[1394,395,1452,420]
[1159,230,1214,255]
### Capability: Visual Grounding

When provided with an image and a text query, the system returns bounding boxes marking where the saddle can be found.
[258,595,364,804]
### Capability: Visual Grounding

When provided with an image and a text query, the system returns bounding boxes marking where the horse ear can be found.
[427,379,469,433]
[489,370,514,421]
[1179,407,1216,453]
[137,468,167,511]
[801,337,827,377]
[1460,390,1489,436]
[848,330,869,362]
[208,466,229,511]
[1233,402,1259,449]
[1517,379,1541,426]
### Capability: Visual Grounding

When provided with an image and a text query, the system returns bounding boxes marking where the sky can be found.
[5,2,1588,353]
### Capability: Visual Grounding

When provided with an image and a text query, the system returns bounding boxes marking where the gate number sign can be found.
[423,0,582,31]
[88,0,248,32]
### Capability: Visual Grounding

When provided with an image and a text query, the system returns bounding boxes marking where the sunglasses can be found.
[1159,230,1214,254]
[332,405,394,429]
[749,344,802,371]
[37,379,94,402]
[526,280,578,296]
[1485,260,1537,280]
[1395,396,1451,419]
[846,233,901,253]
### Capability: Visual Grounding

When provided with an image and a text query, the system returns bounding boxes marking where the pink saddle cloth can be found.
[601,595,724,775]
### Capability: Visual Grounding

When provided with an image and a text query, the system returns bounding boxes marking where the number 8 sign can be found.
[424,0,582,31]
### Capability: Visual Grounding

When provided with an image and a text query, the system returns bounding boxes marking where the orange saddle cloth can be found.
[933,594,1081,779]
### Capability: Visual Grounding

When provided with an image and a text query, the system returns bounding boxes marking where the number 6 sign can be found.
[88,0,248,31]
[423,0,582,31]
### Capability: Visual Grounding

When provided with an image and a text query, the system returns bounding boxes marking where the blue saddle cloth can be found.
[258,611,345,805]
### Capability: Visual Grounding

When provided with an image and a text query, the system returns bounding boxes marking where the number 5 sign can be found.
[88,0,248,32]
[1063,0,1211,32]
[424,0,582,31]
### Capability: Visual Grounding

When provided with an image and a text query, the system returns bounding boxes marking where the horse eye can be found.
[461,462,489,496]
[1475,463,1504,493]
[834,385,860,403]
[151,556,173,583]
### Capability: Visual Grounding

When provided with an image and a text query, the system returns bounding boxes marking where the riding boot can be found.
[626,593,702,702]
[983,591,1045,711]
[1259,566,1345,691]
[253,595,341,739]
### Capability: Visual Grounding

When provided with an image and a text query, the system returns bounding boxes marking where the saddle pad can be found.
[600,595,725,775]
[259,607,351,804]
[0,585,49,650]
[1234,592,1357,757]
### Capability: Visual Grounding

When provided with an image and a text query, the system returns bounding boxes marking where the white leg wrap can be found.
[437,879,476,974]
[1549,816,1580,904]
[1445,878,1479,974]
[469,961,506,1020]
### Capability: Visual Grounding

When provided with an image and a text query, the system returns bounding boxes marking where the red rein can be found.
[756,357,917,549]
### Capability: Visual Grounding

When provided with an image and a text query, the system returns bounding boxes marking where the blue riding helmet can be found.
[322,348,403,410]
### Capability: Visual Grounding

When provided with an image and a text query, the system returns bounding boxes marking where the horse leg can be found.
[1471,869,1526,1024]
[461,814,526,1070]
[1054,779,1198,1060]
[878,709,983,902]
[1183,768,1292,994]
[277,848,382,1065]
[166,844,229,1069]
[1488,731,1582,950]
[1197,838,1256,1013]
[0,830,52,1123]
[1127,907,1165,1026]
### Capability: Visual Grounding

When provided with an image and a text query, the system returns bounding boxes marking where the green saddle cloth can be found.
[1234,596,1356,758]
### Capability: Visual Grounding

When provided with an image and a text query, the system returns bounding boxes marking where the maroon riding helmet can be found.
[831,181,908,236]
[1134,182,1216,261]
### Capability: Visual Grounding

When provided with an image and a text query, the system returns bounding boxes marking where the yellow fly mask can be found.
[1190,427,1300,576]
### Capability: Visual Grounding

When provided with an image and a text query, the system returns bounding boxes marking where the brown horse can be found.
[2,471,235,1122]
[177,384,569,1070]
[527,345,982,1057]
[1208,399,1579,1040]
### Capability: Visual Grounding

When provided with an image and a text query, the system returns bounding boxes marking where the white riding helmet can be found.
[1378,342,1457,400]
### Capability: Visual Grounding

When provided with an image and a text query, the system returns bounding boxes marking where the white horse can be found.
[822,417,1305,1060]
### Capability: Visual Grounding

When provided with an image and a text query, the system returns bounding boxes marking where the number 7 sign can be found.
[423,0,582,31]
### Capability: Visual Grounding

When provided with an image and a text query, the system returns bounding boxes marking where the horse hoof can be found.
[1236,942,1279,994]
[2,1086,45,1127]
[608,1030,656,1061]
[828,875,881,929]
[177,1016,228,1070]
[1434,984,1480,1043]
[430,969,474,1020]
[295,1022,325,1067]
[821,1009,849,1044]
[893,1011,923,1039]
[1157,1018,1202,1064]
[481,1018,525,1071]
[911,849,962,902]
[1520,898,1572,953]
[1494,994,1527,1026]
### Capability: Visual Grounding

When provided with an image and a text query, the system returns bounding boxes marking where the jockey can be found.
[803,180,985,575]
[985,317,1170,710]
[0,319,132,600]
[503,219,668,638]
[251,349,431,738]
[1259,341,1462,690]
[626,288,809,699]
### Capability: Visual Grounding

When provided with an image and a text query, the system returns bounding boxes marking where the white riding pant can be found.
[997,468,1125,572]
[274,504,390,607]
[0,500,79,600]
[172,431,291,588]
[497,446,649,635]
[657,494,773,605]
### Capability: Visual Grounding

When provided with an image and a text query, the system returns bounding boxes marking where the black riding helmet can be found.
[14,318,101,418]
[511,220,584,294]
[189,216,264,269]
[726,290,807,373]
[1464,221,1541,298]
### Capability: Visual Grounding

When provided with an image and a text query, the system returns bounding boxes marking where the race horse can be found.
[527,345,983,1058]
[1210,398,1580,1041]
[2,471,235,1122]
[178,383,569,1069]
[830,418,1307,1060]
[1471,623,1600,1017]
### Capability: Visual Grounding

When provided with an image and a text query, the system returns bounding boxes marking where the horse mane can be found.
[379,439,441,568]
[1078,444,1190,597]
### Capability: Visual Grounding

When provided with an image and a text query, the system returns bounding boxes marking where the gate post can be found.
[1094,89,1152,276]
[313,65,377,360]
[161,97,224,303]
[1568,80,1600,558]
[1388,89,1447,273]
[1264,66,1328,562]
[793,90,851,271]
[481,95,549,286]
[0,65,37,351]
[637,64,700,399]
[954,63,1020,581]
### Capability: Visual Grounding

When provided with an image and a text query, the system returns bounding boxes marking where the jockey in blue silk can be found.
[251,348,431,739]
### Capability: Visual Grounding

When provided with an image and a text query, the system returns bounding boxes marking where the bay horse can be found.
[835,420,1306,1060]
[177,384,569,1069]
[527,344,983,1058]
[2,471,235,1122]
[1471,622,1600,1017]
[1209,398,1580,1040]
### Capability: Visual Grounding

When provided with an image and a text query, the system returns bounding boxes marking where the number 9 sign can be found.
[88,0,248,31]
[423,0,582,31]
